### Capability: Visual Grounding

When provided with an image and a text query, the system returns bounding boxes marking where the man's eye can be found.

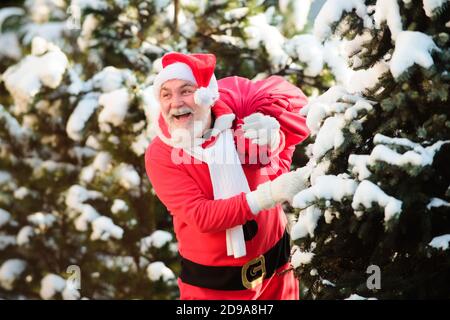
[182,90,192,95]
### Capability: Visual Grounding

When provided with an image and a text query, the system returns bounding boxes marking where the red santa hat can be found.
[153,52,219,108]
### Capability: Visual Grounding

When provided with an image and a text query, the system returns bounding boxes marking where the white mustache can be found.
[170,106,194,117]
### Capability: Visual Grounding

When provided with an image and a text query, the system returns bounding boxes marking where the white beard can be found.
[169,109,211,149]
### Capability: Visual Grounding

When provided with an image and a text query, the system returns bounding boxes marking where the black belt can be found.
[180,229,291,291]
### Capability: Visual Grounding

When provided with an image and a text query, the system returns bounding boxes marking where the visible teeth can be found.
[173,111,191,117]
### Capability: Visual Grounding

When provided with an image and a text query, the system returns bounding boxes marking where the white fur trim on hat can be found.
[153,62,197,99]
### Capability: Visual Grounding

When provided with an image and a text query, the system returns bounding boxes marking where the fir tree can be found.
[0,0,331,299]
[291,0,450,299]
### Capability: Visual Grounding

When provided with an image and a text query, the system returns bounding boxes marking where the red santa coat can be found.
[144,76,309,299]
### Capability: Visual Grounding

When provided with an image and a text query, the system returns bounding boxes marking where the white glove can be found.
[242,113,281,151]
[246,168,309,213]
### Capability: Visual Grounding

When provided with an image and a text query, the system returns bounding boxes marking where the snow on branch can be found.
[351,180,402,222]
[140,230,173,254]
[314,0,372,42]
[244,13,289,72]
[293,175,358,209]
[147,261,175,282]
[390,31,440,79]
[305,87,376,161]
[65,185,123,241]
[0,259,26,291]
[371,134,449,167]
[349,134,450,179]
[2,37,68,115]
[423,0,449,17]
[374,0,403,40]
[291,205,323,240]
[428,234,450,250]
[0,104,31,143]
[66,93,100,141]
[285,34,324,77]
[427,198,450,210]
[290,247,315,268]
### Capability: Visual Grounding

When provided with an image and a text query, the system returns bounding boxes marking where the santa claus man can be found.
[144,52,309,300]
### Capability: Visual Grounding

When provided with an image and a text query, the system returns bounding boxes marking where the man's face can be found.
[159,79,211,138]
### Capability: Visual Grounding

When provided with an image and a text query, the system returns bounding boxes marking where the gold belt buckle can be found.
[241,255,266,289]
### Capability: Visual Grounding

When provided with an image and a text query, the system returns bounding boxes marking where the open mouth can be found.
[173,111,193,121]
